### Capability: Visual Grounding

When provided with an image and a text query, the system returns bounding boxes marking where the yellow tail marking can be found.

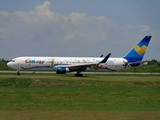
[134,45,147,55]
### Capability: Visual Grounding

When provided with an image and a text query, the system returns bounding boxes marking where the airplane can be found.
[7,36,151,77]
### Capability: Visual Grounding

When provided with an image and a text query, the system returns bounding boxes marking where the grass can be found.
[0,74,160,119]
[0,111,160,120]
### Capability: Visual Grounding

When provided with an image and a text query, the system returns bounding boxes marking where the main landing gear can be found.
[17,70,20,76]
[74,67,86,77]
[75,72,83,77]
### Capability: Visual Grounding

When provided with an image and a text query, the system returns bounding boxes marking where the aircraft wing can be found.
[55,53,111,70]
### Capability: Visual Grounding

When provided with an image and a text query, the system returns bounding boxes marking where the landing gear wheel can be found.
[17,71,20,76]
[75,73,83,77]
[79,74,83,77]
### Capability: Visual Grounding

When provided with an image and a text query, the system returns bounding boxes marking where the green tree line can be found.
[0,59,160,72]
[0,59,12,70]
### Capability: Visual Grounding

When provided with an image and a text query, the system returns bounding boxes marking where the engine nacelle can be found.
[56,67,69,74]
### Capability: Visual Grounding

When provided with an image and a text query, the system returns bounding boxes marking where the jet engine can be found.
[56,67,70,74]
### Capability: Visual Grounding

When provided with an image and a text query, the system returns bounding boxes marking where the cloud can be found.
[9,1,114,43]
[0,11,9,17]
[141,25,151,31]
[0,1,158,60]
[123,24,136,31]
[0,1,115,56]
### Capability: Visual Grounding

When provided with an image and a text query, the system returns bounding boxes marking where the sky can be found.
[0,0,160,60]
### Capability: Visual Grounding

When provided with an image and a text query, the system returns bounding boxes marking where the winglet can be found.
[98,53,111,65]
[100,55,103,58]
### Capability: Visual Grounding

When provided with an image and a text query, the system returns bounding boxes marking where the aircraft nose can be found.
[7,62,15,69]
[7,62,12,67]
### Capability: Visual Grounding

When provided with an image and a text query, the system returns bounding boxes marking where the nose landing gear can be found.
[17,70,20,76]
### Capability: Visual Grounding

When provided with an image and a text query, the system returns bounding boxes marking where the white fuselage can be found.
[7,56,129,72]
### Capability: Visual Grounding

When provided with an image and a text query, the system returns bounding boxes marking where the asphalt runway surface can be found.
[0,71,160,74]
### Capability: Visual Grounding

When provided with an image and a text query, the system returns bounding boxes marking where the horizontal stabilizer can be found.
[129,61,148,65]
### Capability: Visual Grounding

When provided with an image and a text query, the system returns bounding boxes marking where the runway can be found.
[0,70,160,75]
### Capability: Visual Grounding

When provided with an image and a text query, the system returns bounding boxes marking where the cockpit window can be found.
[10,60,15,62]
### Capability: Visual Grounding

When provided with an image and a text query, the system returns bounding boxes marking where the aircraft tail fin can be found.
[123,36,151,62]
